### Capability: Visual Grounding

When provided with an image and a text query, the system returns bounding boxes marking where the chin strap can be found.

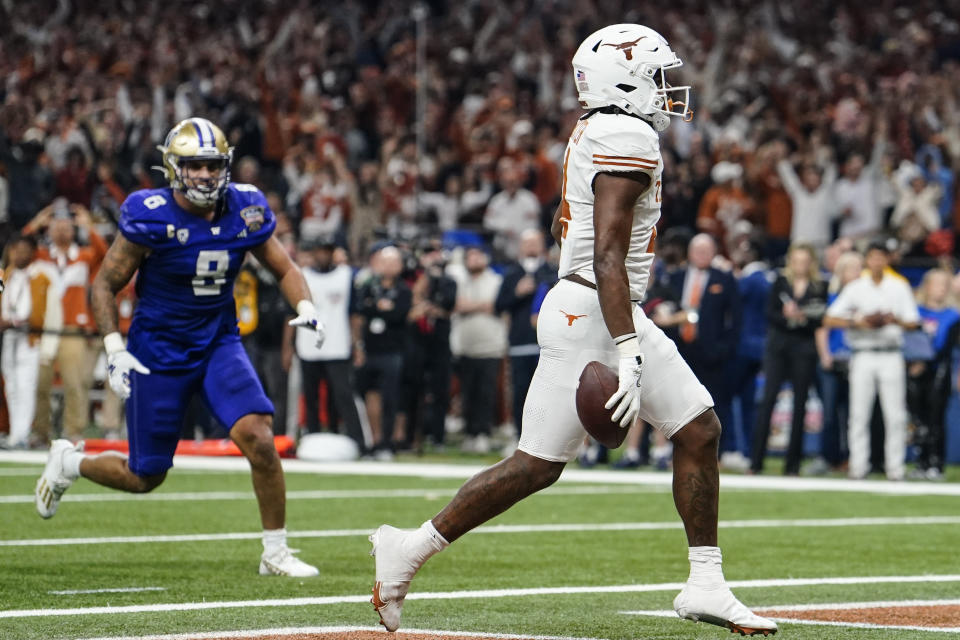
[649,112,671,131]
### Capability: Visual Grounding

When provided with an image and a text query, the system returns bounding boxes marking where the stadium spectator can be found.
[775,143,837,252]
[727,237,772,466]
[24,200,107,439]
[834,125,888,240]
[907,269,960,481]
[354,246,412,458]
[890,165,942,257]
[812,250,863,475]
[240,257,292,438]
[0,234,60,448]
[696,162,753,251]
[495,229,556,441]
[750,244,827,476]
[403,239,458,450]
[665,234,740,461]
[824,240,919,480]
[288,236,366,452]
[450,246,506,454]
[484,157,542,259]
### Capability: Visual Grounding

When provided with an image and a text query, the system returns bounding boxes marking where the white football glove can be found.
[288,300,326,349]
[104,332,150,400]
[604,334,644,428]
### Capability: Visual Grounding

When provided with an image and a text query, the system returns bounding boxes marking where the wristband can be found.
[103,332,125,355]
[296,299,317,317]
[614,333,642,358]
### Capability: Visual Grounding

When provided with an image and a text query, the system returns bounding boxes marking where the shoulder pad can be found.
[585,114,660,172]
[118,189,174,248]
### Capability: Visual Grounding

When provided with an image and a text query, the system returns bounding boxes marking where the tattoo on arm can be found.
[91,235,147,336]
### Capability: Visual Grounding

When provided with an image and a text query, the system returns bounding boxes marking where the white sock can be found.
[687,546,725,588]
[401,520,449,571]
[62,448,84,481]
[262,528,287,555]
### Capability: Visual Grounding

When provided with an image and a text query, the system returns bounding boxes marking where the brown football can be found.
[576,361,628,449]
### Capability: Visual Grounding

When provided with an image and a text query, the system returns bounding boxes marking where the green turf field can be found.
[1,458,958,640]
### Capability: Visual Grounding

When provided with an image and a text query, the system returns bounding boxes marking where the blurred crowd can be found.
[2,1,960,475]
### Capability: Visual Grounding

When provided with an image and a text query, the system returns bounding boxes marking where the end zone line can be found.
[3,515,959,548]
[3,574,960,619]
[72,626,605,640]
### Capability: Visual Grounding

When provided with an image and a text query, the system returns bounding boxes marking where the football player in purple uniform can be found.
[35,118,324,577]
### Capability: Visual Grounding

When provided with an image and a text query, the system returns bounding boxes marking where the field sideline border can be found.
[2,452,958,496]
[3,574,960,619]
[72,627,605,640]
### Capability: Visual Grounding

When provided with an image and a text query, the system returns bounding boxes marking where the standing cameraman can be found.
[403,239,457,450]
[355,246,412,458]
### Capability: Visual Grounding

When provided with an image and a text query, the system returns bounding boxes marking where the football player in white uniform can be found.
[369,24,777,636]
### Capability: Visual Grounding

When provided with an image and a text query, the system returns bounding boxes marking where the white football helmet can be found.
[572,24,692,131]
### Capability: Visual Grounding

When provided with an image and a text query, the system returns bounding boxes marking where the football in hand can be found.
[576,361,628,449]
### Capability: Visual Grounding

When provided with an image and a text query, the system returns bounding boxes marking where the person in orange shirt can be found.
[23,199,107,439]
[696,162,755,251]
[1,234,61,448]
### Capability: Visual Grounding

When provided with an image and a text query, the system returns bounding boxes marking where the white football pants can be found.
[847,350,907,480]
[1,330,40,446]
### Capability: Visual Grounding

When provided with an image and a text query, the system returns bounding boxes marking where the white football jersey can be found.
[557,112,662,300]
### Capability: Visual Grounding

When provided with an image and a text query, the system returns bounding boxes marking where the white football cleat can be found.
[259,546,319,577]
[674,584,778,636]
[369,525,420,632]
[35,439,82,519]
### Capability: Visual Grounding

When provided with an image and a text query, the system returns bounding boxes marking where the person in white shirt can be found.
[449,246,506,453]
[483,157,542,259]
[824,239,920,480]
[834,128,888,240]
[777,149,837,251]
[286,236,365,452]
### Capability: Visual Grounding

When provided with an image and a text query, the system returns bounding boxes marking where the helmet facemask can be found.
[621,59,692,132]
[174,156,232,208]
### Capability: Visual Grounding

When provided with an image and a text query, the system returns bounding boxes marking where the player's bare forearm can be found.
[91,235,147,336]
[592,171,650,339]
[253,236,313,308]
[550,204,563,247]
[595,254,634,339]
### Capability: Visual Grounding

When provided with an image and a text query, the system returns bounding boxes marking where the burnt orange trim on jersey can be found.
[592,153,658,164]
[646,226,658,253]
[593,160,658,169]
[559,147,573,238]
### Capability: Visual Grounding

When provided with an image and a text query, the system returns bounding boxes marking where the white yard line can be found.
[0,467,43,476]
[73,627,605,640]
[625,599,960,634]
[1,451,958,495]
[0,485,665,505]
[2,515,959,548]
[756,597,960,612]
[3,575,960,619]
[48,587,167,595]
